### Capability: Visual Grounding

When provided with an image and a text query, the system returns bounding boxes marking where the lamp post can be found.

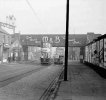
[64,0,69,81]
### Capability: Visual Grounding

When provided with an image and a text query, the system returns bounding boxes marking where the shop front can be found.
[10,40,23,62]
[2,43,10,62]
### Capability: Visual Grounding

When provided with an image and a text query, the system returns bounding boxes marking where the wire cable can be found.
[25,0,48,32]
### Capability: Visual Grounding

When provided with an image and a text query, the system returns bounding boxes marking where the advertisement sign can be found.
[85,46,88,62]
[43,43,51,48]
[95,41,99,65]
[89,45,92,63]
[104,39,106,68]
[56,47,64,56]
[28,46,41,60]
[99,39,103,67]
[21,34,87,47]
[92,42,96,64]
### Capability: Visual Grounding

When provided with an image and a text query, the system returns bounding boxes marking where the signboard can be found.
[20,34,87,47]
[85,46,88,62]
[89,44,92,63]
[56,47,64,56]
[92,42,96,64]
[99,39,103,67]
[104,39,106,68]
[95,41,99,65]
[42,43,51,48]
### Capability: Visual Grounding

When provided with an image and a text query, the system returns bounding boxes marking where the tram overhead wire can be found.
[25,0,48,32]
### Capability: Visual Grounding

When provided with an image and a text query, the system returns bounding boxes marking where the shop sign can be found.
[42,36,60,43]
[4,44,10,48]
[22,34,85,47]
[42,43,51,48]
[99,39,103,64]
[25,35,60,44]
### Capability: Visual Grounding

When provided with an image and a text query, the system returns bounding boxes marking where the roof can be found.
[10,39,22,50]
[97,34,106,40]
[0,27,9,35]
[86,33,101,43]
[85,34,105,46]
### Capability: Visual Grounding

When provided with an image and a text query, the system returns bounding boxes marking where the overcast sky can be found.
[0,0,106,35]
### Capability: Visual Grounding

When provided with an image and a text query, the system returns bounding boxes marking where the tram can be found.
[40,49,51,64]
[54,47,64,64]
[40,42,51,65]
[54,55,64,64]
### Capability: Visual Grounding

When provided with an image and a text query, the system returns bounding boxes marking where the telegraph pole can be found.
[64,0,69,81]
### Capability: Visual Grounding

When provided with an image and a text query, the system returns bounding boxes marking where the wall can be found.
[0,28,11,62]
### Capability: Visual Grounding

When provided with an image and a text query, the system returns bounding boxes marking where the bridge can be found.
[20,34,87,47]
[11,33,101,61]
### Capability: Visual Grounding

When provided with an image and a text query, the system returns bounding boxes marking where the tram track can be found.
[39,67,64,100]
[0,66,45,88]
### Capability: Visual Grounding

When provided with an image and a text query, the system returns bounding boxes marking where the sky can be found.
[0,0,106,35]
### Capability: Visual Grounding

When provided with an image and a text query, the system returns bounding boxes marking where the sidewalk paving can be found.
[55,61,106,100]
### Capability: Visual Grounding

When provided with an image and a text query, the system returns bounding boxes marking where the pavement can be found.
[55,61,106,100]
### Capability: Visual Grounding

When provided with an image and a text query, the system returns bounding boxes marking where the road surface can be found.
[0,62,63,100]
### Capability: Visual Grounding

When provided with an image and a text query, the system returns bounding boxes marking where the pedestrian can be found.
[8,56,10,63]
[13,53,15,61]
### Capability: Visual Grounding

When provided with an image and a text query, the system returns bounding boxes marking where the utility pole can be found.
[64,0,69,81]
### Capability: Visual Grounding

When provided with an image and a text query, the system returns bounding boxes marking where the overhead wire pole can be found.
[64,0,69,81]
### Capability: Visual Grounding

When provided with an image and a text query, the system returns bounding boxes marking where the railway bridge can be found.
[11,33,101,62]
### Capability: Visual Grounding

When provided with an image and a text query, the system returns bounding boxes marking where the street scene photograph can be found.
[0,0,106,100]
